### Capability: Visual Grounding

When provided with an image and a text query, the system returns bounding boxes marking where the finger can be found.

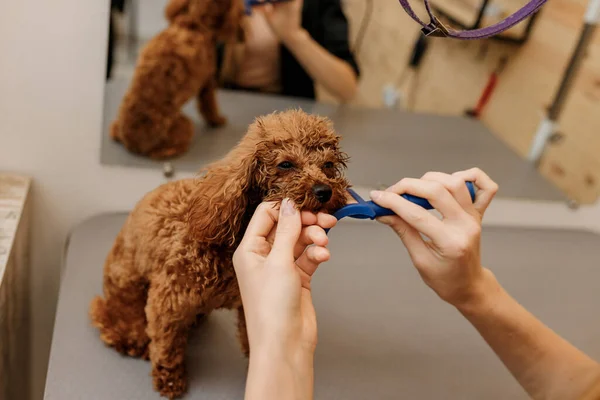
[271,0,299,9]
[300,211,336,228]
[300,211,318,226]
[293,225,328,259]
[252,1,268,13]
[452,168,498,216]
[242,201,279,243]
[377,214,430,257]
[270,198,302,260]
[370,190,448,242]
[265,210,329,244]
[262,3,274,15]
[316,212,337,229]
[385,178,465,219]
[296,245,330,278]
[421,172,477,218]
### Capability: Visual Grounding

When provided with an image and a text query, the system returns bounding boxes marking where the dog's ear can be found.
[164,0,189,23]
[217,0,244,42]
[187,140,261,246]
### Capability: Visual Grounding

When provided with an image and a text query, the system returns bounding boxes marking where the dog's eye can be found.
[277,161,295,170]
[323,162,334,169]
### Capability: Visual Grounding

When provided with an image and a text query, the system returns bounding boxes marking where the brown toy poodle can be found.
[110,0,243,159]
[90,109,350,398]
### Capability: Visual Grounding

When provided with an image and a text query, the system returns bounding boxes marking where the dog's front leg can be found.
[237,306,250,357]
[146,283,200,399]
[197,79,227,127]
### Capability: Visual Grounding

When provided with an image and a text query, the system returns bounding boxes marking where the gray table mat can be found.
[101,78,564,202]
[46,213,600,399]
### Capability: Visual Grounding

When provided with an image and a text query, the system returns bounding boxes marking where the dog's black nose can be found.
[312,184,332,203]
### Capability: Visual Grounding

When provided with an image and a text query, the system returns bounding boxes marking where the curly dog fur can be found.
[110,0,243,159]
[90,109,350,398]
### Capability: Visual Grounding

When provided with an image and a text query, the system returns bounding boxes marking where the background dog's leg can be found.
[236,306,250,357]
[197,79,227,127]
[89,236,150,359]
[116,108,174,157]
[146,284,200,399]
[109,120,121,142]
[147,113,194,160]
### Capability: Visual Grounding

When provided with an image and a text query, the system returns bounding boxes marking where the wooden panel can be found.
[0,173,31,400]
[538,137,600,204]
[317,0,600,203]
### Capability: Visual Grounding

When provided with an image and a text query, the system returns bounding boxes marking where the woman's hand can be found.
[254,0,358,102]
[233,199,336,353]
[259,0,304,43]
[370,168,498,307]
[234,199,336,400]
[371,169,600,400]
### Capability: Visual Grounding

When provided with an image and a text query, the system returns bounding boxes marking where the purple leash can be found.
[398,0,547,39]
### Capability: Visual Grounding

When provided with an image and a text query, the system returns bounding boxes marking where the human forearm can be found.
[375,170,600,399]
[282,29,357,102]
[245,343,314,400]
[457,269,600,400]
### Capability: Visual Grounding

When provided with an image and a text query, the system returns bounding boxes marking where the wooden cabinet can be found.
[0,173,31,400]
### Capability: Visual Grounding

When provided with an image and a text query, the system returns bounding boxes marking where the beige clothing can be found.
[229,13,282,92]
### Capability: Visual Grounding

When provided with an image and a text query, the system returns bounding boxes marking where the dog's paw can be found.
[207,115,227,128]
[152,364,187,399]
[125,338,150,359]
[148,147,180,160]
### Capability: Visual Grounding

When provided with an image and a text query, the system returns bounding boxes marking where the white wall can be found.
[135,0,169,40]
[1,1,600,400]
[0,2,192,399]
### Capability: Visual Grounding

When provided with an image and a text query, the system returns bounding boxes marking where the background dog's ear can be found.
[164,0,189,23]
[217,0,244,42]
[187,142,260,246]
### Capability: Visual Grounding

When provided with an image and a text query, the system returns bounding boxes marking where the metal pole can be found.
[527,0,600,164]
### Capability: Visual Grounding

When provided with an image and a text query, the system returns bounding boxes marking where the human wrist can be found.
[280,28,310,49]
[452,268,504,316]
[252,338,315,368]
[248,341,314,399]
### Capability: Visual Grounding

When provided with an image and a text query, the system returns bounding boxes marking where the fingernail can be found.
[282,198,297,216]
[370,190,382,200]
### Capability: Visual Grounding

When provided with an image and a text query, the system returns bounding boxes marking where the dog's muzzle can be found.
[312,184,333,203]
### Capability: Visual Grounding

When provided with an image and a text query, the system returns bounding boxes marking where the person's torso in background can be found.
[232,12,281,93]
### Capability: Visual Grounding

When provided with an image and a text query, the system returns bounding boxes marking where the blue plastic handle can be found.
[331,181,476,223]
[370,181,476,217]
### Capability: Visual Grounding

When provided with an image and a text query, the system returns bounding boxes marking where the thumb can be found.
[261,3,274,19]
[270,198,301,260]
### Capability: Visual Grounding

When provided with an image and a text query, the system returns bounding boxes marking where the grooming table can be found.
[45,213,600,399]
[101,78,564,202]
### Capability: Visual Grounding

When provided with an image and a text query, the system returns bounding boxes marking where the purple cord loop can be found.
[398,0,548,40]
[422,17,449,37]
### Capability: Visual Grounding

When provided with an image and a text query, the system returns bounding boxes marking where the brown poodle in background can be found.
[110,0,242,159]
[90,110,350,399]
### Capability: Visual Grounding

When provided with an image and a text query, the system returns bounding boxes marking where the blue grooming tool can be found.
[326,181,476,233]
[244,0,293,15]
